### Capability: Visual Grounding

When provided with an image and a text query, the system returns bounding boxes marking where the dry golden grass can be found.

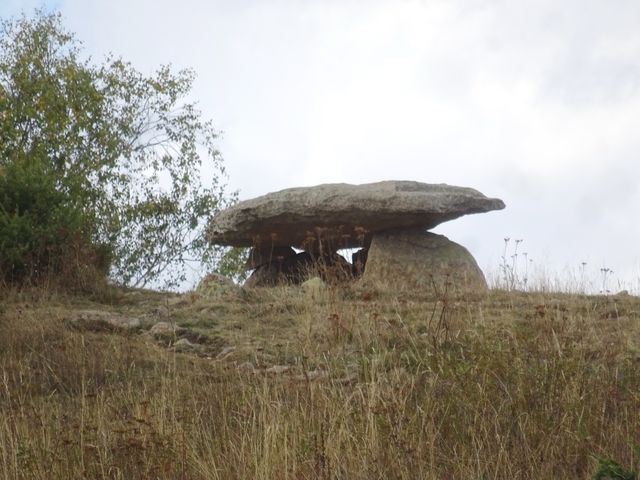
[1,281,639,479]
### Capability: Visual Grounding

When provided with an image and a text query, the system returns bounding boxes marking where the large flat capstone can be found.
[208,181,505,250]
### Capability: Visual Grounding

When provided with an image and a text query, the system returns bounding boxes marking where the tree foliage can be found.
[0,10,235,289]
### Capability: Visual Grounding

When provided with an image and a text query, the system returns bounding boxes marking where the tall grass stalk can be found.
[1,282,639,478]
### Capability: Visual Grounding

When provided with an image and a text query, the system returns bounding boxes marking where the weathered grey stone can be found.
[173,338,204,354]
[245,246,297,270]
[208,181,505,250]
[148,322,172,335]
[244,252,311,287]
[352,248,369,277]
[148,305,170,319]
[243,252,352,288]
[362,229,488,292]
[65,310,142,332]
[301,276,326,300]
[302,276,324,291]
[148,321,184,337]
[216,346,236,360]
[196,272,239,298]
[293,369,329,382]
[265,365,291,375]
[237,361,256,372]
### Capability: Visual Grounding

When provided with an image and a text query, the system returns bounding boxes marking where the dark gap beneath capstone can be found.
[244,246,369,287]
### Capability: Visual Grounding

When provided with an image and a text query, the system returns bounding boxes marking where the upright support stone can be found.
[244,252,352,288]
[362,229,488,293]
[245,246,296,270]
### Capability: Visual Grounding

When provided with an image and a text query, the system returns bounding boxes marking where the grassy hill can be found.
[1,280,639,479]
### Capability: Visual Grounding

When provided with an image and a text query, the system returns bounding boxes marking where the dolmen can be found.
[208,181,505,292]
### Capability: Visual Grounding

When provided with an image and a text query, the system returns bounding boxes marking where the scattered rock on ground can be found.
[173,338,203,353]
[196,272,239,297]
[237,361,256,372]
[265,365,291,375]
[293,369,329,382]
[146,322,226,354]
[302,277,325,298]
[166,294,191,307]
[148,321,185,338]
[65,310,142,332]
[338,373,359,385]
[148,305,170,319]
[216,346,236,360]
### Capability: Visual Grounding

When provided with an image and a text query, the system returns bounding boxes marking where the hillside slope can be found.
[1,283,639,479]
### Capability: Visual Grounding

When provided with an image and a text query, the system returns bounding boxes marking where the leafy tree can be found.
[0,10,236,289]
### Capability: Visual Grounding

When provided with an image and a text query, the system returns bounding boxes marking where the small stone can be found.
[237,361,256,372]
[149,306,170,318]
[173,338,203,353]
[148,321,183,336]
[302,276,325,293]
[265,365,291,374]
[65,310,141,332]
[196,272,238,297]
[294,369,329,382]
[216,346,236,360]
[167,295,190,307]
[301,276,328,300]
[338,373,359,385]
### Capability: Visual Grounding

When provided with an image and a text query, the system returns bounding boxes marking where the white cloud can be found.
[5,0,640,290]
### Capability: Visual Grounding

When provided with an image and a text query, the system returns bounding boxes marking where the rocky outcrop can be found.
[208,181,504,251]
[361,229,488,293]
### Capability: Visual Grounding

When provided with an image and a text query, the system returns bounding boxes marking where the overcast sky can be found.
[3,0,640,292]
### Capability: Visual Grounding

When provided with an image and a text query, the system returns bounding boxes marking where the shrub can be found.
[0,10,235,289]
[0,155,109,288]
